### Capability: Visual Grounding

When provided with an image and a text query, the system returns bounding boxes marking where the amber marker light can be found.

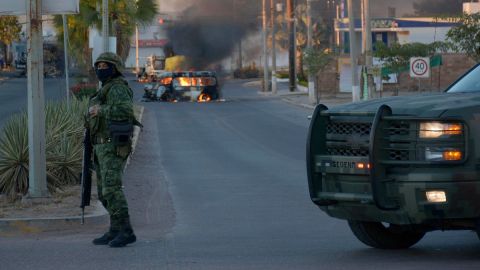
[426,190,447,203]
[443,150,462,161]
[444,123,463,135]
[356,163,371,170]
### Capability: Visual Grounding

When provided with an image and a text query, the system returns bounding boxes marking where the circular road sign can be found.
[410,57,430,78]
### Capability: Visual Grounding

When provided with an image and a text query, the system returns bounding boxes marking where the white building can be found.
[124,15,171,69]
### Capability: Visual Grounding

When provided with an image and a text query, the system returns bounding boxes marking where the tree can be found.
[112,0,158,61]
[0,16,22,67]
[445,13,480,62]
[303,47,336,78]
[413,0,464,16]
[54,0,157,73]
[374,41,446,82]
[274,3,330,79]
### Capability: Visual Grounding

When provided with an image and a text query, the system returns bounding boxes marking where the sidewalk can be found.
[254,80,352,109]
[256,80,435,110]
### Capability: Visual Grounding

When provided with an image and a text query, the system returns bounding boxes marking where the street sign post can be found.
[410,57,430,78]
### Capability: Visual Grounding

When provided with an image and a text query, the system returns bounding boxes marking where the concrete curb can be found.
[0,201,108,235]
[0,105,145,234]
[281,97,316,110]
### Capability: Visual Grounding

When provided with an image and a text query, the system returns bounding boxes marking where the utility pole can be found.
[27,0,48,198]
[307,0,316,104]
[62,14,70,107]
[262,0,269,92]
[135,0,139,74]
[271,0,277,94]
[363,0,374,99]
[135,26,139,74]
[347,0,360,101]
[233,0,243,70]
[287,0,296,92]
[102,0,109,52]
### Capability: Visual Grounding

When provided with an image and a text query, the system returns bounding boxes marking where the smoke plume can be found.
[164,0,259,70]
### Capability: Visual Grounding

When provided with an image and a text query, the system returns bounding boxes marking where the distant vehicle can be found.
[164,55,188,72]
[143,54,166,80]
[14,53,26,70]
[307,63,480,249]
[14,43,63,78]
[142,71,221,102]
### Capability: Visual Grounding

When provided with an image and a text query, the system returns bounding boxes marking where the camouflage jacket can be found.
[87,76,134,140]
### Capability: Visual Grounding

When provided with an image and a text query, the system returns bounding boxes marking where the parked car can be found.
[307,63,480,249]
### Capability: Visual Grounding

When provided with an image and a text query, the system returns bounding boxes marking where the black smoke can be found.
[412,0,465,16]
[165,0,259,70]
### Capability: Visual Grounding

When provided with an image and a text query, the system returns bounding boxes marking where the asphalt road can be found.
[0,77,68,129]
[0,78,480,269]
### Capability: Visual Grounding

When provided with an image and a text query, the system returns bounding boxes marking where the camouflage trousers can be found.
[94,142,130,231]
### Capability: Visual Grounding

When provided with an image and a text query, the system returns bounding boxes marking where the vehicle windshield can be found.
[447,64,480,93]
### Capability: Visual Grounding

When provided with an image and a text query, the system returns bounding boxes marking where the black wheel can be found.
[348,220,425,249]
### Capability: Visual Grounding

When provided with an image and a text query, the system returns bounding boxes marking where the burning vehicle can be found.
[142,71,220,102]
[307,63,480,249]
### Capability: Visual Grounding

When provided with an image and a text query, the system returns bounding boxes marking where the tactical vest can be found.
[87,77,141,142]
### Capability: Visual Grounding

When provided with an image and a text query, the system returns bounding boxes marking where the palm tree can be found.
[54,0,157,73]
[112,0,158,60]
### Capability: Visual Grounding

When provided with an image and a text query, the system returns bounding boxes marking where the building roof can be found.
[335,17,458,32]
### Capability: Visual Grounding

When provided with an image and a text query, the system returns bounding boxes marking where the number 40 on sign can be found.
[410,57,430,78]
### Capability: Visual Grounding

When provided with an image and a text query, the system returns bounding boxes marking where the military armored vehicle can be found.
[307,63,480,249]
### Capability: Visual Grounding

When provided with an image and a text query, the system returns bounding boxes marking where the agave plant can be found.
[0,114,29,199]
[0,98,89,200]
[45,99,87,186]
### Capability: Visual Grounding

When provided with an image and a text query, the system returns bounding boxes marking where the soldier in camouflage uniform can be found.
[87,52,136,248]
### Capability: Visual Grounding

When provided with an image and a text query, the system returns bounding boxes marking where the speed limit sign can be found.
[410,57,430,78]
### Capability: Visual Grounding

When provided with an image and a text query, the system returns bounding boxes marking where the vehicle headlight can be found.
[425,147,463,161]
[419,122,463,138]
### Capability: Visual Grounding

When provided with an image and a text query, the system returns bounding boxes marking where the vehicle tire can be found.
[347,220,425,249]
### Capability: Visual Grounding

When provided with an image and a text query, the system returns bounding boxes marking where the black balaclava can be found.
[95,62,116,82]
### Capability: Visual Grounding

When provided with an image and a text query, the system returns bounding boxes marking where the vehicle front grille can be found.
[326,122,371,136]
[388,149,410,161]
[326,119,412,161]
[327,147,369,157]
[387,122,410,136]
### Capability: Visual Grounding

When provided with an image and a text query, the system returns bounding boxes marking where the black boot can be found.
[92,230,119,245]
[109,222,136,248]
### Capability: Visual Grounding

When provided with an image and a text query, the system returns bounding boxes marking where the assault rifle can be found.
[80,127,93,224]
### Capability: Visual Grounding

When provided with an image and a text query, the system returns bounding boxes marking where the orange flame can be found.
[197,93,212,102]
[158,77,173,85]
[174,77,216,87]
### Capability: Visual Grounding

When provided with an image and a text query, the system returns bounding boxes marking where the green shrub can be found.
[0,114,29,199]
[0,98,88,200]
[44,99,86,186]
